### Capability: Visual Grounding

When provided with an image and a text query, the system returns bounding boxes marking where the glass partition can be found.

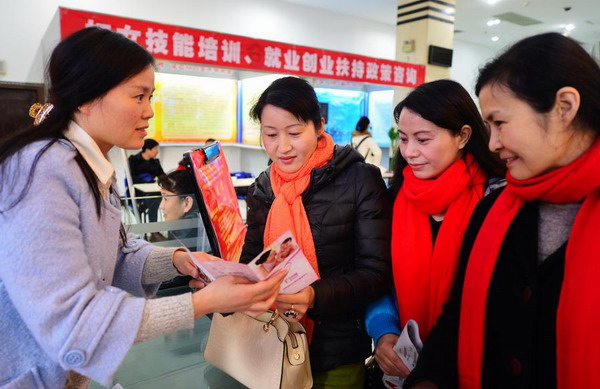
[89,194,248,388]
[121,194,211,253]
[90,316,246,388]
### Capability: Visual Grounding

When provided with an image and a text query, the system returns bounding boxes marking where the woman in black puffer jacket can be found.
[240,76,391,388]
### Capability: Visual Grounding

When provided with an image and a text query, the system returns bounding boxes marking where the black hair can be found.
[249,76,322,130]
[158,169,198,209]
[255,249,273,265]
[205,138,216,145]
[142,138,159,152]
[391,79,506,197]
[282,237,292,244]
[158,169,196,195]
[476,32,600,136]
[355,116,370,132]
[0,27,155,242]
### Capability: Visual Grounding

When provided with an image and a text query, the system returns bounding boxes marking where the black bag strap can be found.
[352,135,372,160]
[352,135,371,150]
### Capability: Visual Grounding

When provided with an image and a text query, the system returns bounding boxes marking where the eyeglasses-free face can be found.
[260,104,324,174]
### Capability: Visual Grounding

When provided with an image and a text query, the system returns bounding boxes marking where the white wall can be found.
[450,39,498,100]
[1,0,397,189]
[0,0,396,84]
[1,1,501,188]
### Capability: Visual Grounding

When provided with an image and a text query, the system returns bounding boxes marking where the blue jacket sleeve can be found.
[365,290,402,346]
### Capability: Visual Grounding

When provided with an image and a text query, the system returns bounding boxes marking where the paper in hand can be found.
[183,231,319,294]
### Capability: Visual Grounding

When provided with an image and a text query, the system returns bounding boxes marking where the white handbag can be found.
[204,311,312,389]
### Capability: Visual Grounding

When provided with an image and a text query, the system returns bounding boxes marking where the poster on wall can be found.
[59,8,425,88]
[148,73,237,142]
[240,74,285,145]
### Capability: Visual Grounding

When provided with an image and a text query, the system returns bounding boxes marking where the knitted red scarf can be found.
[458,139,600,389]
[392,154,486,341]
[264,132,334,341]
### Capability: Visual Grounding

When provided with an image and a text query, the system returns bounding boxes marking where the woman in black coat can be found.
[240,76,391,388]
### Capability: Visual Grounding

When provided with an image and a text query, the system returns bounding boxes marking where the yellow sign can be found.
[148,73,237,142]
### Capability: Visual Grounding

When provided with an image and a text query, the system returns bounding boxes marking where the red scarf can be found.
[264,132,334,341]
[458,139,600,389]
[392,154,486,341]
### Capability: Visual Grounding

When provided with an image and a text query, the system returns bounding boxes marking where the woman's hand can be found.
[274,286,315,322]
[172,250,221,280]
[375,333,411,377]
[191,270,287,319]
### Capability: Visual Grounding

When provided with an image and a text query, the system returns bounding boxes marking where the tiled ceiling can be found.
[278,0,600,50]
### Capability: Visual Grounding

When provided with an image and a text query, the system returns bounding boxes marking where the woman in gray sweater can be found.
[0,27,284,388]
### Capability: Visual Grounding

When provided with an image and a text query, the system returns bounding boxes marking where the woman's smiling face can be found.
[479,83,587,180]
[397,108,466,179]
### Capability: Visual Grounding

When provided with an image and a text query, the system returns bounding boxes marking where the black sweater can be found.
[405,187,566,389]
[128,153,164,183]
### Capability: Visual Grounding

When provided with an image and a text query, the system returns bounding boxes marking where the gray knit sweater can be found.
[0,140,194,388]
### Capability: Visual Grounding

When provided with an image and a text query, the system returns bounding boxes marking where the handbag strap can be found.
[353,135,372,160]
[352,135,371,150]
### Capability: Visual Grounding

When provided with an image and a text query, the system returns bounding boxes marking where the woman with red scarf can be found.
[240,76,391,388]
[405,33,600,389]
[365,80,505,381]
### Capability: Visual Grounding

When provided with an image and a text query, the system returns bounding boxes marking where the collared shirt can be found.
[63,121,115,187]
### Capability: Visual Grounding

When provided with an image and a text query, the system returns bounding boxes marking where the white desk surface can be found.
[133,183,161,193]
[231,177,255,187]
[133,176,255,193]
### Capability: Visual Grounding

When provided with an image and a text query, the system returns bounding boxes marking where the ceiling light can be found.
[444,8,455,15]
[565,23,575,31]
[487,0,501,5]
[487,18,501,26]
[491,36,500,41]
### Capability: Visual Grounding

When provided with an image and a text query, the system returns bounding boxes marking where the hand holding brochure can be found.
[188,231,319,294]
[382,319,424,389]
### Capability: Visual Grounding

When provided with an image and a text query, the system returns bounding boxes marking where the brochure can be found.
[188,231,319,294]
[382,319,424,389]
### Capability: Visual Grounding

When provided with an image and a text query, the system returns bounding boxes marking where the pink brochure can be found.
[188,231,319,294]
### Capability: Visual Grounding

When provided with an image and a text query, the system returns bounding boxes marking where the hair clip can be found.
[29,102,54,125]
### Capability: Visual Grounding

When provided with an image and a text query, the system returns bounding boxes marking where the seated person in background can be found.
[129,138,164,183]
[156,169,202,294]
[128,138,164,222]
[158,169,201,249]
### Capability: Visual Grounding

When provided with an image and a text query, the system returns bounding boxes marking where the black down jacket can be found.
[240,145,392,372]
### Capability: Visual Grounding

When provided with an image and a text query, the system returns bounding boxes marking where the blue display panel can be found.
[368,90,394,147]
[315,88,365,144]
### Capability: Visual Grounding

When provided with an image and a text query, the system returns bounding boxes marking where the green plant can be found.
[388,126,400,173]
[388,126,399,142]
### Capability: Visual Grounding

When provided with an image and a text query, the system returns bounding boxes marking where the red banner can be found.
[59,8,425,87]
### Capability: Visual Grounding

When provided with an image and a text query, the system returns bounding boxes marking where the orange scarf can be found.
[392,154,486,341]
[264,132,334,340]
[458,139,600,389]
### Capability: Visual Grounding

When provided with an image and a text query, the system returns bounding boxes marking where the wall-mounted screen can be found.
[315,88,365,144]
[368,90,394,147]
